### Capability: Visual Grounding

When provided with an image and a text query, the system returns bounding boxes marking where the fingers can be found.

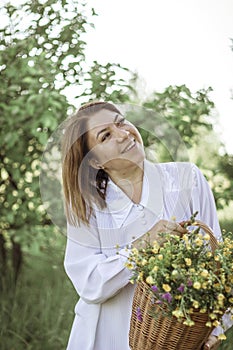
[158,220,187,236]
[174,223,188,236]
[133,219,188,249]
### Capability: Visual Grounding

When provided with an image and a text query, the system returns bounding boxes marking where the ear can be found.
[89,158,104,170]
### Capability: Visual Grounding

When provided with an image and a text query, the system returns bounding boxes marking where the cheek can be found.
[92,144,114,162]
[133,128,143,144]
[127,124,143,144]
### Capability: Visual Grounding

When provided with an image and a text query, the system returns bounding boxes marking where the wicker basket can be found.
[129,221,219,350]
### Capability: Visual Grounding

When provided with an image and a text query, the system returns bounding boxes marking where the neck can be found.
[108,162,144,185]
[108,161,144,204]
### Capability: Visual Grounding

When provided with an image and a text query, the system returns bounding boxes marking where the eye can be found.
[115,117,126,127]
[101,132,111,142]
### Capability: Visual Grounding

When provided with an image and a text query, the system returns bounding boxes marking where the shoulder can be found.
[155,162,197,177]
[147,160,202,189]
[155,161,195,172]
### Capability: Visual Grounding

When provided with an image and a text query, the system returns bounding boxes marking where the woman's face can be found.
[86,109,145,172]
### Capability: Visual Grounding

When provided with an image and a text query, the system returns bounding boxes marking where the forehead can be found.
[86,109,120,132]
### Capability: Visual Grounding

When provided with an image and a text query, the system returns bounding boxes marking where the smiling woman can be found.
[61,101,229,350]
[86,108,144,172]
[62,101,145,225]
[86,106,145,204]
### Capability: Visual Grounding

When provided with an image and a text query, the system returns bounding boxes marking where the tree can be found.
[0,0,135,282]
[137,84,233,210]
[142,85,214,160]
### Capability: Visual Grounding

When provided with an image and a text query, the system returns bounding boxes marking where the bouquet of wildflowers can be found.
[127,214,233,342]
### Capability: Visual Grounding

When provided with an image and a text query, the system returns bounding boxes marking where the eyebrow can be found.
[96,114,120,140]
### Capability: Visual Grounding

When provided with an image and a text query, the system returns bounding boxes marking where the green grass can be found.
[0,247,77,350]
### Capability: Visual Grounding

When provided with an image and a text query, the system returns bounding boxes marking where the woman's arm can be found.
[64,222,132,304]
[191,164,221,239]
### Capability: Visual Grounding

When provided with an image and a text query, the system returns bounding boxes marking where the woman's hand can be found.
[203,335,221,349]
[132,219,187,249]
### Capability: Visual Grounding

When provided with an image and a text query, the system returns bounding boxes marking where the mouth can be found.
[121,138,136,153]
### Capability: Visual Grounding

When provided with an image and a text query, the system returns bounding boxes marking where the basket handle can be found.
[180,220,219,253]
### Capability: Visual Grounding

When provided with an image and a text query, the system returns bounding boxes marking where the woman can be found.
[62,101,224,349]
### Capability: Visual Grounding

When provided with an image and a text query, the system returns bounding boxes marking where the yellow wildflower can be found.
[185,258,192,266]
[225,286,231,293]
[217,294,225,301]
[125,262,134,269]
[200,269,209,278]
[137,272,144,281]
[131,247,138,254]
[141,259,147,266]
[221,275,226,284]
[146,276,154,285]
[206,321,212,327]
[152,247,159,254]
[192,300,199,309]
[152,265,158,272]
[152,241,160,253]
[209,313,217,320]
[218,333,227,341]
[193,281,201,290]
[202,282,208,289]
[195,238,203,246]
[172,270,179,277]
[183,319,195,326]
[203,234,210,241]
[200,308,207,313]
[162,284,171,292]
[172,309,184,318]
[158,254,163,260]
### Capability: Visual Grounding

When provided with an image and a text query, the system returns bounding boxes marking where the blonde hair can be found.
[61,101,122,226]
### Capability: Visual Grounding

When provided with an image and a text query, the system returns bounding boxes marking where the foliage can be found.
[142,85,214,160]
[126,215,233,341]
[81,60,137,102]
[0,0,135,280]
[138,84,233,209]
[215,154,233,208]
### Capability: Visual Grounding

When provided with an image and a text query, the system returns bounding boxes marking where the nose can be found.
[113,126,130,142]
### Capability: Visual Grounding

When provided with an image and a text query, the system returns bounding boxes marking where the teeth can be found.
[123,140,135,153]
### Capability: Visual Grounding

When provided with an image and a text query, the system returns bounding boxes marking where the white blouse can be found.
[64,160,230,350]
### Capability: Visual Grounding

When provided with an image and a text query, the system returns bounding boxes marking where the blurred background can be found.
[0,0,233,349]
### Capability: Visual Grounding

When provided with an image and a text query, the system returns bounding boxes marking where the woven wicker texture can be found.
[129,221,218,350]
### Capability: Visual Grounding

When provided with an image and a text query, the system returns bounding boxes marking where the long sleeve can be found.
[64,222,132,304]
[191,164,221,240]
